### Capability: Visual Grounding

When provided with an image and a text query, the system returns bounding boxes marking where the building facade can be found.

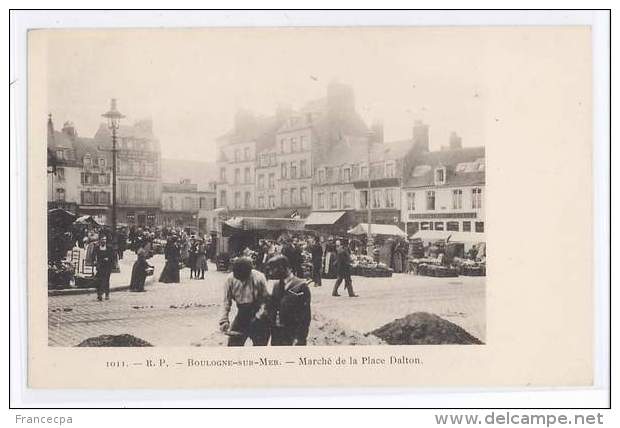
[160,179,214,231]
[94,119,162,227]
[401,144,485,237]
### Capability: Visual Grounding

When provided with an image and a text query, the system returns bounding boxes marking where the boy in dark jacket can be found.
[267,255,311,346]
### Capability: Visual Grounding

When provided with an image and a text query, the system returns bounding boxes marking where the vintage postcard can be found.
[27,25,593,388]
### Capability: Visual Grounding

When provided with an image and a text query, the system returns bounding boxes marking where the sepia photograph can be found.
[44,27,487,348]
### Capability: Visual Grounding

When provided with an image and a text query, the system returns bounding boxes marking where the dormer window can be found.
[434,166,446,185]
[99,158,106,167]
[83,154,92,167]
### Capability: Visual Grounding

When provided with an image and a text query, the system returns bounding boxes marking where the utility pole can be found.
[366,133,373,257]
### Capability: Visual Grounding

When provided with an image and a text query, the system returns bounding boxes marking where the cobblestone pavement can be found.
[48,254,485,347]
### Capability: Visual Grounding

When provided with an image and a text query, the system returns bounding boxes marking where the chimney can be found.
[412,120,429,152]
[47,114,54,144]
[370,120,384,144]
[61,121,77,139]
[449,131,462,149]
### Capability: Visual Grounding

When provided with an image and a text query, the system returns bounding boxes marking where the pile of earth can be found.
[190,313,383,346]
[370,312,483,345]
[76,334,153,347]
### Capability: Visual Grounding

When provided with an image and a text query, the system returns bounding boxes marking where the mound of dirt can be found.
[76,334,153,347]
[190,312,383,346]
[370,312,483,345]
[308,313,384,346]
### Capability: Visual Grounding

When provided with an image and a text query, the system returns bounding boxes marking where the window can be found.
[220,167,226,182]
[385,189,395,208]
[92,174,99,185]
[56,188,65,201]
[244,167,251,184]
[361,165,368,179]
[291,138,298,152]
[244,147,250,160]
[343,167,351,183]
[386,162,396,178]
[258,196,265,209]
[325,167,333,182]
[83,154,92,167]
[99,158,106,167]
[258,174,265,189]
[281,163,288,179]
[291,188,298,205]
[475,222,485,233]
[472,188,483,209]
[268,173,275,189]
[167,196,174,210]
[447,221,460,231]
[330,192,339,209]
[146,184,154,202]
[244,192,251,208]
[359,190,369,209]
[407,192,416,210]
[56,149,65,160]
[199,197,206,209]
[317,192,325,209]
[434,222,444,231]
[300,160,308,177]
[452,189,463,209]
[300,187,308,205]
[343,191,353,209]
[281,189,289,206]
[100,191,110,205]
[56,167,65,181]
[280,139,286,153]
[434,167,446,185]
[135,183,143,202]
[372,190,382,209]
[420,221,432,231]
[234,168,240,184]
[234,149,240,162]
[300,135,307,151]
[126,212,135,224]
[120,182,129,202]
[82,190,93,204]
[81,172,92,185]
[462,221,471,232]
[220,190,227,207]
[268,195,276,208]
[234,192,241,209]
[426,190,436,210]
[289,163,297,179]
[318,169,325,184]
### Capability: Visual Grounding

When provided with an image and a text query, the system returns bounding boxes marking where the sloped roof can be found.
[161,158,218,191]
[403,146,485,188]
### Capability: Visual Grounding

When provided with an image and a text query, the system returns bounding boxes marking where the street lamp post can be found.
[102,99,125,271]
[366,133,374,257]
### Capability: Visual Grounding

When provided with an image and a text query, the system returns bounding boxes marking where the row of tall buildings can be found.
[215,82,485,236]
[47,82,485,238]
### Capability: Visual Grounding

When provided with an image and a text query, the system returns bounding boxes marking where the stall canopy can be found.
[305,211,346,226]
[223,217,306,232]
[409,230,452,241]
[348,223,407,238]
[48,208,77,228]
[447,232,486,243]
[74,215,100,226]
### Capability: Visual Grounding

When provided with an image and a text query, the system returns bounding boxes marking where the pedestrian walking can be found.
[188,238,197,279]
[159,235,180,283]
[194,239,208,279]
[93,235,115,301]
[332,240,359,297]
[219,258,270,346]
[268,255,311,346]
[129,248,153,292]
[309,237,323,287]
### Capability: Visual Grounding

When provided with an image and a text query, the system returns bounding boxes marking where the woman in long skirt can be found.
[159,236,180,283]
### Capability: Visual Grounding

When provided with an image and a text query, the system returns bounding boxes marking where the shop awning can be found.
[348,223,407,237]
[447,232,486,243]
[223,217,306,232]
[409,230,452,241]
[305,211,346,226]
[74,215,100,226]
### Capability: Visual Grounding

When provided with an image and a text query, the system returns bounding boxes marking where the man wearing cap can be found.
[219,257,271,346]
[268,254,312,346]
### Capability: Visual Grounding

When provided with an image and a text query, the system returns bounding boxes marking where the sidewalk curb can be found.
[48,285,130,297]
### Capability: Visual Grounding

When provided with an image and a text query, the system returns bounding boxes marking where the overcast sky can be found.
[44,27,490,161]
